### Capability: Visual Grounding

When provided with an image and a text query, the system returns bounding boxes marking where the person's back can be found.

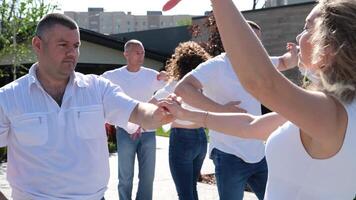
[189,53,265,161]
[176,51,268,200]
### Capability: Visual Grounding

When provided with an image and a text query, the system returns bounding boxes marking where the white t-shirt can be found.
[0,64,139,200]
[189,53,265,163]
[102,66,165,133]
[265,101,356,199]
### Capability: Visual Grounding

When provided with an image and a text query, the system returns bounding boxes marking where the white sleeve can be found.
[99,77,140,127]
[189,56,222,87]
[152,82,175,100]
[0,105,9,147]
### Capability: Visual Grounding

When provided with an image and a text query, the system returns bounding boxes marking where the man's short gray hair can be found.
[124,39,144,52]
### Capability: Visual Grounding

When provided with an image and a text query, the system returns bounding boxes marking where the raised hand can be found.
[283,42,299,69]
[156,70,169,82]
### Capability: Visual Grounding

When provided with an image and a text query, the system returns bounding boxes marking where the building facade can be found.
[65,8,193,34]
[265,0,315,7]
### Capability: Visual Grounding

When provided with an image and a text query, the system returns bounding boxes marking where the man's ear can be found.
[123,51,129,58]
[32,36,41,54]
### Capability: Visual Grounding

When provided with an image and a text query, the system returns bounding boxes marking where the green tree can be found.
[190,12,224,57]
[176,18,192,26]
[0,0,57,80]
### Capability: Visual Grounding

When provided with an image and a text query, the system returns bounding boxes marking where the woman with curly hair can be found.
[152,41,211,200]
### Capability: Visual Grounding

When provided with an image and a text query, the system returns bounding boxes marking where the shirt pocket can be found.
[11,113,48,146]
[74,105,106,139]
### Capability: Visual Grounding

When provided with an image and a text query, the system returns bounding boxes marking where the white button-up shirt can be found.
[0,63,139,200]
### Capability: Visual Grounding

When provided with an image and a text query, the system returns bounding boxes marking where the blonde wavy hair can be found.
[165,41,211,81]
[311,0,356,103]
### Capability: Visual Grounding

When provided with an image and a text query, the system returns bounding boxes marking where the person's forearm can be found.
[245,112,286,140]
[129,103,161,130]
[183,110,285,141]
[175,82,224,112]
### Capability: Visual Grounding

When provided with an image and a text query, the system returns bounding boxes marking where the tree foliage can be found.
[0,0,57,79]
[189,0,266,56]
[190,12,224,57]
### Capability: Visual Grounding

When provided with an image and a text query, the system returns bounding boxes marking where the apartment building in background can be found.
[64,8,194,34]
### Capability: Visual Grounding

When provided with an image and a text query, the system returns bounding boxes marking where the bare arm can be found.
[175,75,245,113]
[211,0,345,143]
[129,102,173,130]
[160,100,286,141]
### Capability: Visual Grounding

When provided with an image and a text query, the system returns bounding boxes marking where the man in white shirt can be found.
[101,40,165,200]
[0,13,172,200]
[175,21,297,200]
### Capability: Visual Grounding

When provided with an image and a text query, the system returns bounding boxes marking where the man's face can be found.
[124,44,145,67]
[36,24,80,81]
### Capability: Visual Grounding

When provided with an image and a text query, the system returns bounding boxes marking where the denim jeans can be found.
[210,148,268,200]
[169,128,207,200]
[116,127,156,200]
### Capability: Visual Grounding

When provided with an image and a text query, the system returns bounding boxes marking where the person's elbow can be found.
[174,81,189,98]
[175,75,201,98]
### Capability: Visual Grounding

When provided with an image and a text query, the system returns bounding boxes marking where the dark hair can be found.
[246,20,261,31]
[35,13,78,38]
[166,41,211,81]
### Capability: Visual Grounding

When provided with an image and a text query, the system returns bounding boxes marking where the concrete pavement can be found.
[0,136,258,200]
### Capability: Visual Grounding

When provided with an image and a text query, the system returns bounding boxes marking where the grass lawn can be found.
[156,127,170,137]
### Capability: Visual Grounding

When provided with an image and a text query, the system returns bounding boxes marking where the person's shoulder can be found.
[74,72,102,85]
[193,53,226,73]
[141,66,159,74]
[202,53,226,65]
[215,53,227,60]
[102,67,125,77]
[0,74,30,93]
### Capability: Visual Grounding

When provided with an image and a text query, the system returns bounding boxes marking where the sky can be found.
[48,0,265,16]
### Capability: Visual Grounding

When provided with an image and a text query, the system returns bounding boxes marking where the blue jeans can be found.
[116,127,156,200]
[169,128,207,200]
[210,148,268,200]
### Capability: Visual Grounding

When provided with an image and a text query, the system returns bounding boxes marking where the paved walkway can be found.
[0,136,257,200]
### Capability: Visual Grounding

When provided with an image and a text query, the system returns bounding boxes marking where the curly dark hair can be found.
[166,41,211,81]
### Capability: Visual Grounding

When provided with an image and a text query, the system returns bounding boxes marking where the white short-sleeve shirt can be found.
[102,66,165,133]
[0,63,139,200]
[189,53,265,163]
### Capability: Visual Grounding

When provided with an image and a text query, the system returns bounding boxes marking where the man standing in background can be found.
[102,39,166,200]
